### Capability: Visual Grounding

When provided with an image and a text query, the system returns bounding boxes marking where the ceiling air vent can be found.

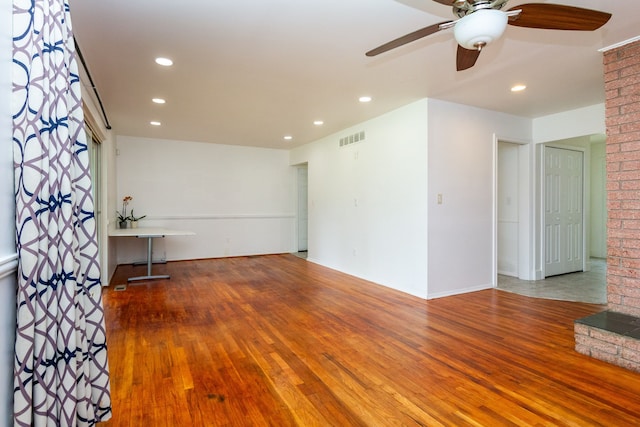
[339,131,365,147]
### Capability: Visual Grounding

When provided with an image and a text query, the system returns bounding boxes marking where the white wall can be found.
[426,99,531,298]
[0,0,16,423]
[114,136,295,264]
[532,104,605,144]
[290,100,429,298]
[289,98,533,299]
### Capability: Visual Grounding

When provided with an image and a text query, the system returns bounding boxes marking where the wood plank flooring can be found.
[100,254,640,426]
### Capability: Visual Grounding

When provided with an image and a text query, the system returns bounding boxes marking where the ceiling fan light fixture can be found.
[453,9,508,50]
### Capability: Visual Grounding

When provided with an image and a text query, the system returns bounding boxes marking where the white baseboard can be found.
[427,283,494,300]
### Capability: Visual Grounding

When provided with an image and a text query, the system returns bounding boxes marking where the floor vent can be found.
[340,131,365,147]
[114,284,127,291]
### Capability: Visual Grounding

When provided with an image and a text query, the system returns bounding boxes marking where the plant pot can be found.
[119,220,128,229]
[130,220,138,229]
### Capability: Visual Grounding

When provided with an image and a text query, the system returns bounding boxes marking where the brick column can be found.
[575,40,640,372]
[604,39,640,317]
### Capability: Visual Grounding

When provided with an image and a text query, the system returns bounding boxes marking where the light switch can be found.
[437,194,443,204]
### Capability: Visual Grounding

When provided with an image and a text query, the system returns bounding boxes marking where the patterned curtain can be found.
[12,0,112,425]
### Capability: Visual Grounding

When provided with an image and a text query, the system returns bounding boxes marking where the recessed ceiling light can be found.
[313,120,324,126]
[155,57,173,67]
[152,98,166,104]
[511,84,527,92]
[150,121,161,126]
[284,135,293,141]
[359,96,372,103]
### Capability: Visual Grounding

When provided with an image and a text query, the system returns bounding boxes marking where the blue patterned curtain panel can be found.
[12,0,112,425]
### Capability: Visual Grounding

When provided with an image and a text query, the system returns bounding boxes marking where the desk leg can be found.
[132,238,166,266]
[128,236,171,282]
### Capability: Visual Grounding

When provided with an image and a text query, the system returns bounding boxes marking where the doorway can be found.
[498,136,606,302]
[296,164,308,254]
[496,138,532,281]
[497,141,519,277]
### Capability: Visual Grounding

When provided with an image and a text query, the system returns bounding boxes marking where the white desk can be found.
[109,227,195,282]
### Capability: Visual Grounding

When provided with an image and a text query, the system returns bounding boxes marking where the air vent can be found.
[339,131,365,147]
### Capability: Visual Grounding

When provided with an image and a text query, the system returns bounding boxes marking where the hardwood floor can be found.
[100,254,640,426]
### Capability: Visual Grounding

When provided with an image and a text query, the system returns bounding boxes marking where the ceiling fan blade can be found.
[456,45,481,71]
[366,21,453,57]
[431,0,456,5]
[507,3,611,31]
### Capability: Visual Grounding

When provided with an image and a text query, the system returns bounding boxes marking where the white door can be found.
[545,147,583,277]
[297,165,308,252]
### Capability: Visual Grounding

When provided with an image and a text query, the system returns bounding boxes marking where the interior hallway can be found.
[498,258,607,304]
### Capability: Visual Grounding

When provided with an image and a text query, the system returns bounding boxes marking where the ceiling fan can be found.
[366,1,612,71]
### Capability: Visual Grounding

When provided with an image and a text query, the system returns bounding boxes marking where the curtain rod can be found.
[74,37,112,130]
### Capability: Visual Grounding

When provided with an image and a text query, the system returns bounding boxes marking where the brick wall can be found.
[575,323,640,372]
[575,40,640,371]
[604,39,640,317]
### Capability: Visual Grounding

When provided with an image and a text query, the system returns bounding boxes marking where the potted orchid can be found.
[129,209,146,228]
[117,195,133,229]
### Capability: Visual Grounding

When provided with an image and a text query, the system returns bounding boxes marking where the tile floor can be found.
[497,258,607,304]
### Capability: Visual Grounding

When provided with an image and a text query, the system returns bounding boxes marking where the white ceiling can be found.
[68,0,640,149]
